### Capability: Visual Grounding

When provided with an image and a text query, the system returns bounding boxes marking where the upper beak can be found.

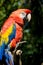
[27,13,31,22]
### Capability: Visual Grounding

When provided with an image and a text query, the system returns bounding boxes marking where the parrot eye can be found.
[19,12,26,19]
[21,12,26,16]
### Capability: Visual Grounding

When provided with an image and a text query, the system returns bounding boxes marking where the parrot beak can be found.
[27,13,31,22]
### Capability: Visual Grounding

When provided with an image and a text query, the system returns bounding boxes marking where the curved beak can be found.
[27,13,31,22]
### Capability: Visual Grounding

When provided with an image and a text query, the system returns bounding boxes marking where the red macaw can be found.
[1,9,31,49]
[0,9,31,64]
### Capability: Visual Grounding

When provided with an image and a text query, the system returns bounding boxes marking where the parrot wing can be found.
[0,18,16,60]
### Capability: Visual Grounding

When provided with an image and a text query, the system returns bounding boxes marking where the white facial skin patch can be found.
[19,12,26,19]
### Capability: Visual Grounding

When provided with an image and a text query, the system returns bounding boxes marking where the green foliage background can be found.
[0,0,43,65]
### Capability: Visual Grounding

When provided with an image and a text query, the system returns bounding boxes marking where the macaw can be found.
[0,9,31,62]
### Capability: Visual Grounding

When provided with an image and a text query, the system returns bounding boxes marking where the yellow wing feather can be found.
[1,24,14,45]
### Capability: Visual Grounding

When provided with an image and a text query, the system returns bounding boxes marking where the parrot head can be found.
[10,9,31,25]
